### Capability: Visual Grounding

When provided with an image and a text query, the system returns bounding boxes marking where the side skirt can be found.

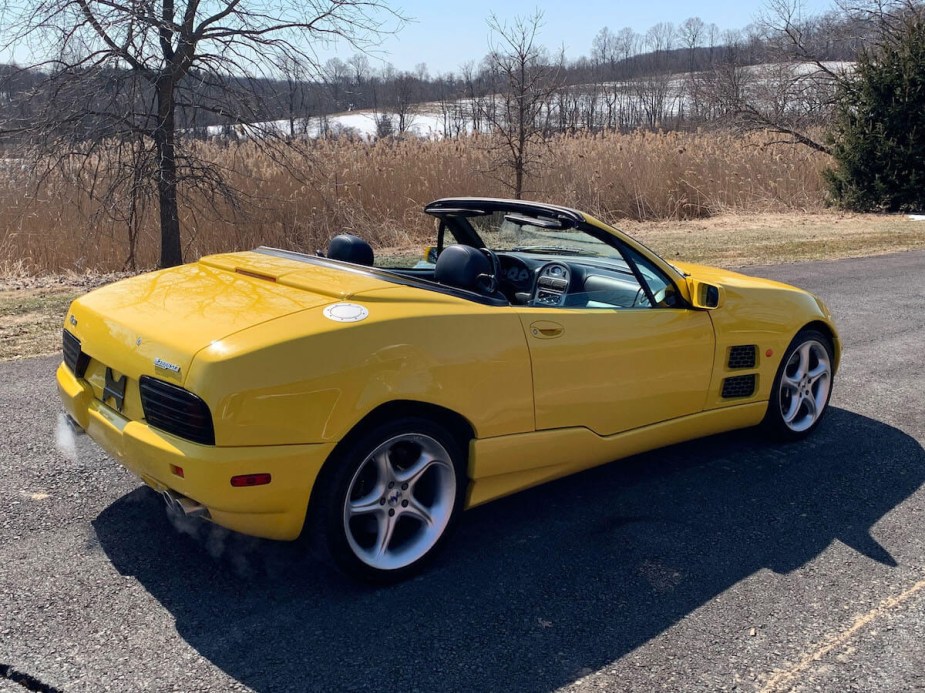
[466,402,767,508]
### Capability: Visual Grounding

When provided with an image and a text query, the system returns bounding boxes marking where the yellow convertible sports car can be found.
[57,197,839,581]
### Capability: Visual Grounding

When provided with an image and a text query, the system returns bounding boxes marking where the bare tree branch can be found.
[0,0,404,267]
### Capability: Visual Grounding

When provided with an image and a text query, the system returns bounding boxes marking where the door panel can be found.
[518,308,715,435]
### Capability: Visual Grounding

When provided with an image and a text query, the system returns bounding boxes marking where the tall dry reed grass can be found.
[0,130,830,273]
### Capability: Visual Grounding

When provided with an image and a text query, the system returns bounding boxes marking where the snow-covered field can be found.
[202,104,461,140]
[198,61,853,142]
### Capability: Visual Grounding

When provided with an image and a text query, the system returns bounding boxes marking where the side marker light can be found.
[231,473,272,487]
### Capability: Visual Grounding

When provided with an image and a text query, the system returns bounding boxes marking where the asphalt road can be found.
[2,250,924,693]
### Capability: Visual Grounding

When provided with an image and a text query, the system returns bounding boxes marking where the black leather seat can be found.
[435,245,505,301]
[327,234,374,266]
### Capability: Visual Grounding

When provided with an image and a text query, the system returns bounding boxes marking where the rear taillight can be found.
[139,376,215,445]
[62,330,90,378]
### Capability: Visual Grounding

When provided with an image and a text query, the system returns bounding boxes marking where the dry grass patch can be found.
[621,213,925,267]
[1,130,830,273]
[0,287,74,360]
[2,213,923,361]
[0,273,128,361]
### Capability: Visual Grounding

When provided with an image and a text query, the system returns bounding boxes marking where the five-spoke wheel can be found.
[310,417,465,582]
[764,329,834,439]
[343,433,457,571]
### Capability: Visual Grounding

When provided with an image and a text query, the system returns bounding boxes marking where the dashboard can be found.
[533,263,571,306]
[496,252,659,309]
[498,254,534,291]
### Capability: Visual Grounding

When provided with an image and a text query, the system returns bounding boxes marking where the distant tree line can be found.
[0,8,874,142]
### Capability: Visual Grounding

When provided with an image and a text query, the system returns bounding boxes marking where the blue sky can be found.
[351,0,837,75]
[0,0,837,75]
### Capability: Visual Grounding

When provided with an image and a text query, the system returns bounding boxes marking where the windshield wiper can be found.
[510,245,588,256]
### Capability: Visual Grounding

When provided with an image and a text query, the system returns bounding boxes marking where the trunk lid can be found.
[64,251,396,421]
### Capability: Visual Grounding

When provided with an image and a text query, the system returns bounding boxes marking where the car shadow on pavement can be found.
[93,407,925,692]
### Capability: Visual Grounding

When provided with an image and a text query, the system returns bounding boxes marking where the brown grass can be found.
[0,130,832,273]
[4,212,923,362]
[623,212,925,267]
[0,272,128,360]
[4,128,923,360]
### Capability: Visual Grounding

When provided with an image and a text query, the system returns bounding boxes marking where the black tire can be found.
[763,328,835,441]
[308,416,467,583]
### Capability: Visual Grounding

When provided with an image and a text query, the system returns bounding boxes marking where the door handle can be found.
[529,321,564,339]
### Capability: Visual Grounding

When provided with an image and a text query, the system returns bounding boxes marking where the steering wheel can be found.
[478,248,501,294]
[635,285,670,308]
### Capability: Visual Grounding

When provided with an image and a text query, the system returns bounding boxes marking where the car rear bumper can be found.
[57,362,334,541]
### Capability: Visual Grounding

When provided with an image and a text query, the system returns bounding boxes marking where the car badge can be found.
[69,315,77,327]
[103,367,127,412]
[323,303,369,323]
[136,338,143,346]
[154,358,181,374]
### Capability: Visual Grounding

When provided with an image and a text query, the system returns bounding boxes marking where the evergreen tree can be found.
[826,13,925,212]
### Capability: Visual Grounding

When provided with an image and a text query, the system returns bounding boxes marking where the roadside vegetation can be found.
[1,129,834,274]
[2,0,922,270]
[0,273,127,360]
[3,123,925,361]
[3,209,922,362]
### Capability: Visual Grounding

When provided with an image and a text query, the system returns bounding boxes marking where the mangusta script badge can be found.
[154,358,181,374]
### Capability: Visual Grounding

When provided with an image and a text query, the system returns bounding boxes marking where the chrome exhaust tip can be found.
[64,413,86,435]
[162,490,211,519]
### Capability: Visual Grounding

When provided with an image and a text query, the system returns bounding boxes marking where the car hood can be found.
[65,250,398,384]
[672,261,803,293]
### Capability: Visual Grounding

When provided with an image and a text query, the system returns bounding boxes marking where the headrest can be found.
[434,245,489,292]
[327,234,374,266]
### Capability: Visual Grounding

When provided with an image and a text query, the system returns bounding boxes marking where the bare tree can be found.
[615,27,640,64]
[459,61,488,133]
[434,72,465,138]
[633,22,679,127]
[646,22,677,55]
[324,57,353,113]
[392,70,419,134]
[0,0,402,267]
[281,55,310,139]
[482,11,562,199]
[592,26,618,73]
[706,22,721,65]
[715,0,853,152]
[680,17,706,71]
[588,30,613,129]
[346,53,377,111]
[678,17,706,121]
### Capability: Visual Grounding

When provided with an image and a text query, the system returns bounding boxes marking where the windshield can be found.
[468,211,624,259]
